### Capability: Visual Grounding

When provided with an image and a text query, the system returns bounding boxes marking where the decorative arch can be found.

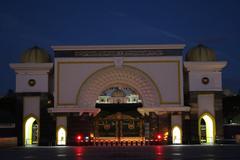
[56,126,67,145]
[77,65,161,108]
[198,112,216,144]
[23,114,39,145]
[172,125,182,144]
[101,83,141,99]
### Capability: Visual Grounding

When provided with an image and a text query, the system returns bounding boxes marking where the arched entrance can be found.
[57,127,66,145]
[77,65,161,108]
[94,86,144,141]
[172,126,182,144]
[77,65,162,142]
[199,113,215,144]
[24,116,39,145]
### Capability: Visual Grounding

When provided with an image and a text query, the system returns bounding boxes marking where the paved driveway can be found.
[0,145,240,160]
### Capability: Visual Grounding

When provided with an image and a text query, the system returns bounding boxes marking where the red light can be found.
[157,134,162,139]
[77,135,82,140]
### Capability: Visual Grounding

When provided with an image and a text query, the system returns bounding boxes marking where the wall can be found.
[55,56,183,108]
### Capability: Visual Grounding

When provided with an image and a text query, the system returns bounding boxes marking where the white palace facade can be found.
[10,44,227,146]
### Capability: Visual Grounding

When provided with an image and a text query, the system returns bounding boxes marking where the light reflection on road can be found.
[1,145,240,160]
[74,147,85,160]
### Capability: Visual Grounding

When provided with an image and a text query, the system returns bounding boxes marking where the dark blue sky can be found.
[0,0,240,95]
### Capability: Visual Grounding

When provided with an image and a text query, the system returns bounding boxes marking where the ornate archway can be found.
[77,65,161,108]
[198,112,216,144]
[24,116,39,145]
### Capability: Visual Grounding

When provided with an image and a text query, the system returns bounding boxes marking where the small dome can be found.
[20,46,51,63]
[186,44,216,61]
[111,88,126,97]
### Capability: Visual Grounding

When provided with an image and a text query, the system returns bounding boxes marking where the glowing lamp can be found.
[90,133,94,138]
[157,134,162,139]
[76,135,82,140]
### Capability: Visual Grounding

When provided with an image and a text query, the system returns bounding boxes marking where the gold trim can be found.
[75,65,162,106]
[177,61,181,104]
[57,60,182,106]
[124,60,179,63]
[125,60,181,104]
[56,61,113,105]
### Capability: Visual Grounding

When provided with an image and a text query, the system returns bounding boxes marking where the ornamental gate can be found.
[94,104,144,142]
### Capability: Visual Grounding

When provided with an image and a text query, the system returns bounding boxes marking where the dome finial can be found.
[185,44,216,61]
[20,46,51,63]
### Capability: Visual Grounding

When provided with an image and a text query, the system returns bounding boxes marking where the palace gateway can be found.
[10,44,227,146]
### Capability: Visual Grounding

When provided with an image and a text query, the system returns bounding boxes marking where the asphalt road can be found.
[0,145,240,160]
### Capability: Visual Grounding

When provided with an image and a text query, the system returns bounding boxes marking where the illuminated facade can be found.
[10,44,227,146]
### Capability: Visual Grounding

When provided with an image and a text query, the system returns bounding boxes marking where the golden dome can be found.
[20,46,51,63]
[111,88,126,97]
[186,44,216,61]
